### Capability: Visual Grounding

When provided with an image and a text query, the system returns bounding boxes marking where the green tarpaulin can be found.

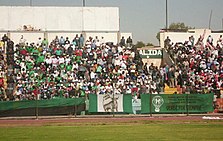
[0,98,85,111]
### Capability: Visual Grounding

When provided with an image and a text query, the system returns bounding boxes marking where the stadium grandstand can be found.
[0,6,222,116]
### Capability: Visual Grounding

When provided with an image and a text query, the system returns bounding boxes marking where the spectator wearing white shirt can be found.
[19,35,26,47]
[58,56,65,64]
[52,56,59,67]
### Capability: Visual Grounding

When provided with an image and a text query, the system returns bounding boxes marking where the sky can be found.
[0,0,223,45]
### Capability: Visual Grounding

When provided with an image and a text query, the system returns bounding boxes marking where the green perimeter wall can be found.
[0,98,85,111]
[0,94,214,114]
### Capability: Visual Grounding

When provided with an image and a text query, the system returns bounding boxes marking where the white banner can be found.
[97,94,123,112]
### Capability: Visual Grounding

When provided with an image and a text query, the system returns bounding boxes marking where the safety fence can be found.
[0,94,214,117]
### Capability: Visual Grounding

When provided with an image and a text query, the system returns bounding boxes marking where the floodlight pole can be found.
[222,18,223,30]
[208,10,213,29]
[30,0,32,6]
[82,0,85,34]
[166,0,168,31]
[83,0,86,7]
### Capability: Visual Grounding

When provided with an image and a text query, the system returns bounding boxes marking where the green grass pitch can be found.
[0,120,223,141]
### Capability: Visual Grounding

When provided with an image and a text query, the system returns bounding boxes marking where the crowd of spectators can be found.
[0,50,6,100]
[0,34,167,101]
[0,34,8,101]
[164,30,223,96]
[1,30,223,102]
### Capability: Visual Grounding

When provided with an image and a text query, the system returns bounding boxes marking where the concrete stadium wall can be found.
[160,29,222,48]
[0,31,132,45]
[48,32,132,44]
[211,33,223,43]
[10,32,44,45]
[160,32,193,48]
[142,59,161,68]
[0,6,119,32]
[0,6,133,44]
[86,32,118,43]
[48,32,80,43]
[120,33,133,42]
[0,32,7,38]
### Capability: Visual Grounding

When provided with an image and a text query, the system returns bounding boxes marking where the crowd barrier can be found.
[0,94,214,117]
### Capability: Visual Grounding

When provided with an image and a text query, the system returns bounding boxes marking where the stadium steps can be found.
[161,48,174,66]
[215,98,223,113]
[164,84,177,94]
[3,77,7,89]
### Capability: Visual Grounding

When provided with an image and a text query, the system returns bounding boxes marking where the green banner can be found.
[89,94,97,112]
[141,94,214,113]
[0,98,85,111]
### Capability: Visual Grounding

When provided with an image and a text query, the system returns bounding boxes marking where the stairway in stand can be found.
[164,84,177,94]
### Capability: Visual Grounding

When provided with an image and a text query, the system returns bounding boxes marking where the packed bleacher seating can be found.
[1,31,222,103]
[164,32,223,96]
[0,51,6,101]
[0,34,165,101]
[0,35,8,101]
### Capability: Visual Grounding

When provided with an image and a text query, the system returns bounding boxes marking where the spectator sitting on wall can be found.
[2,34,8,42]
[126,36,133,47]
[79,34,85,48]
[164,36,171,49]
[19,35,26,47]
[120,36,125,47]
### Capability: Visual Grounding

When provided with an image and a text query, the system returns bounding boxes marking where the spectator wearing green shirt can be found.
[42,38,48,47]
[55,48,62,56]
